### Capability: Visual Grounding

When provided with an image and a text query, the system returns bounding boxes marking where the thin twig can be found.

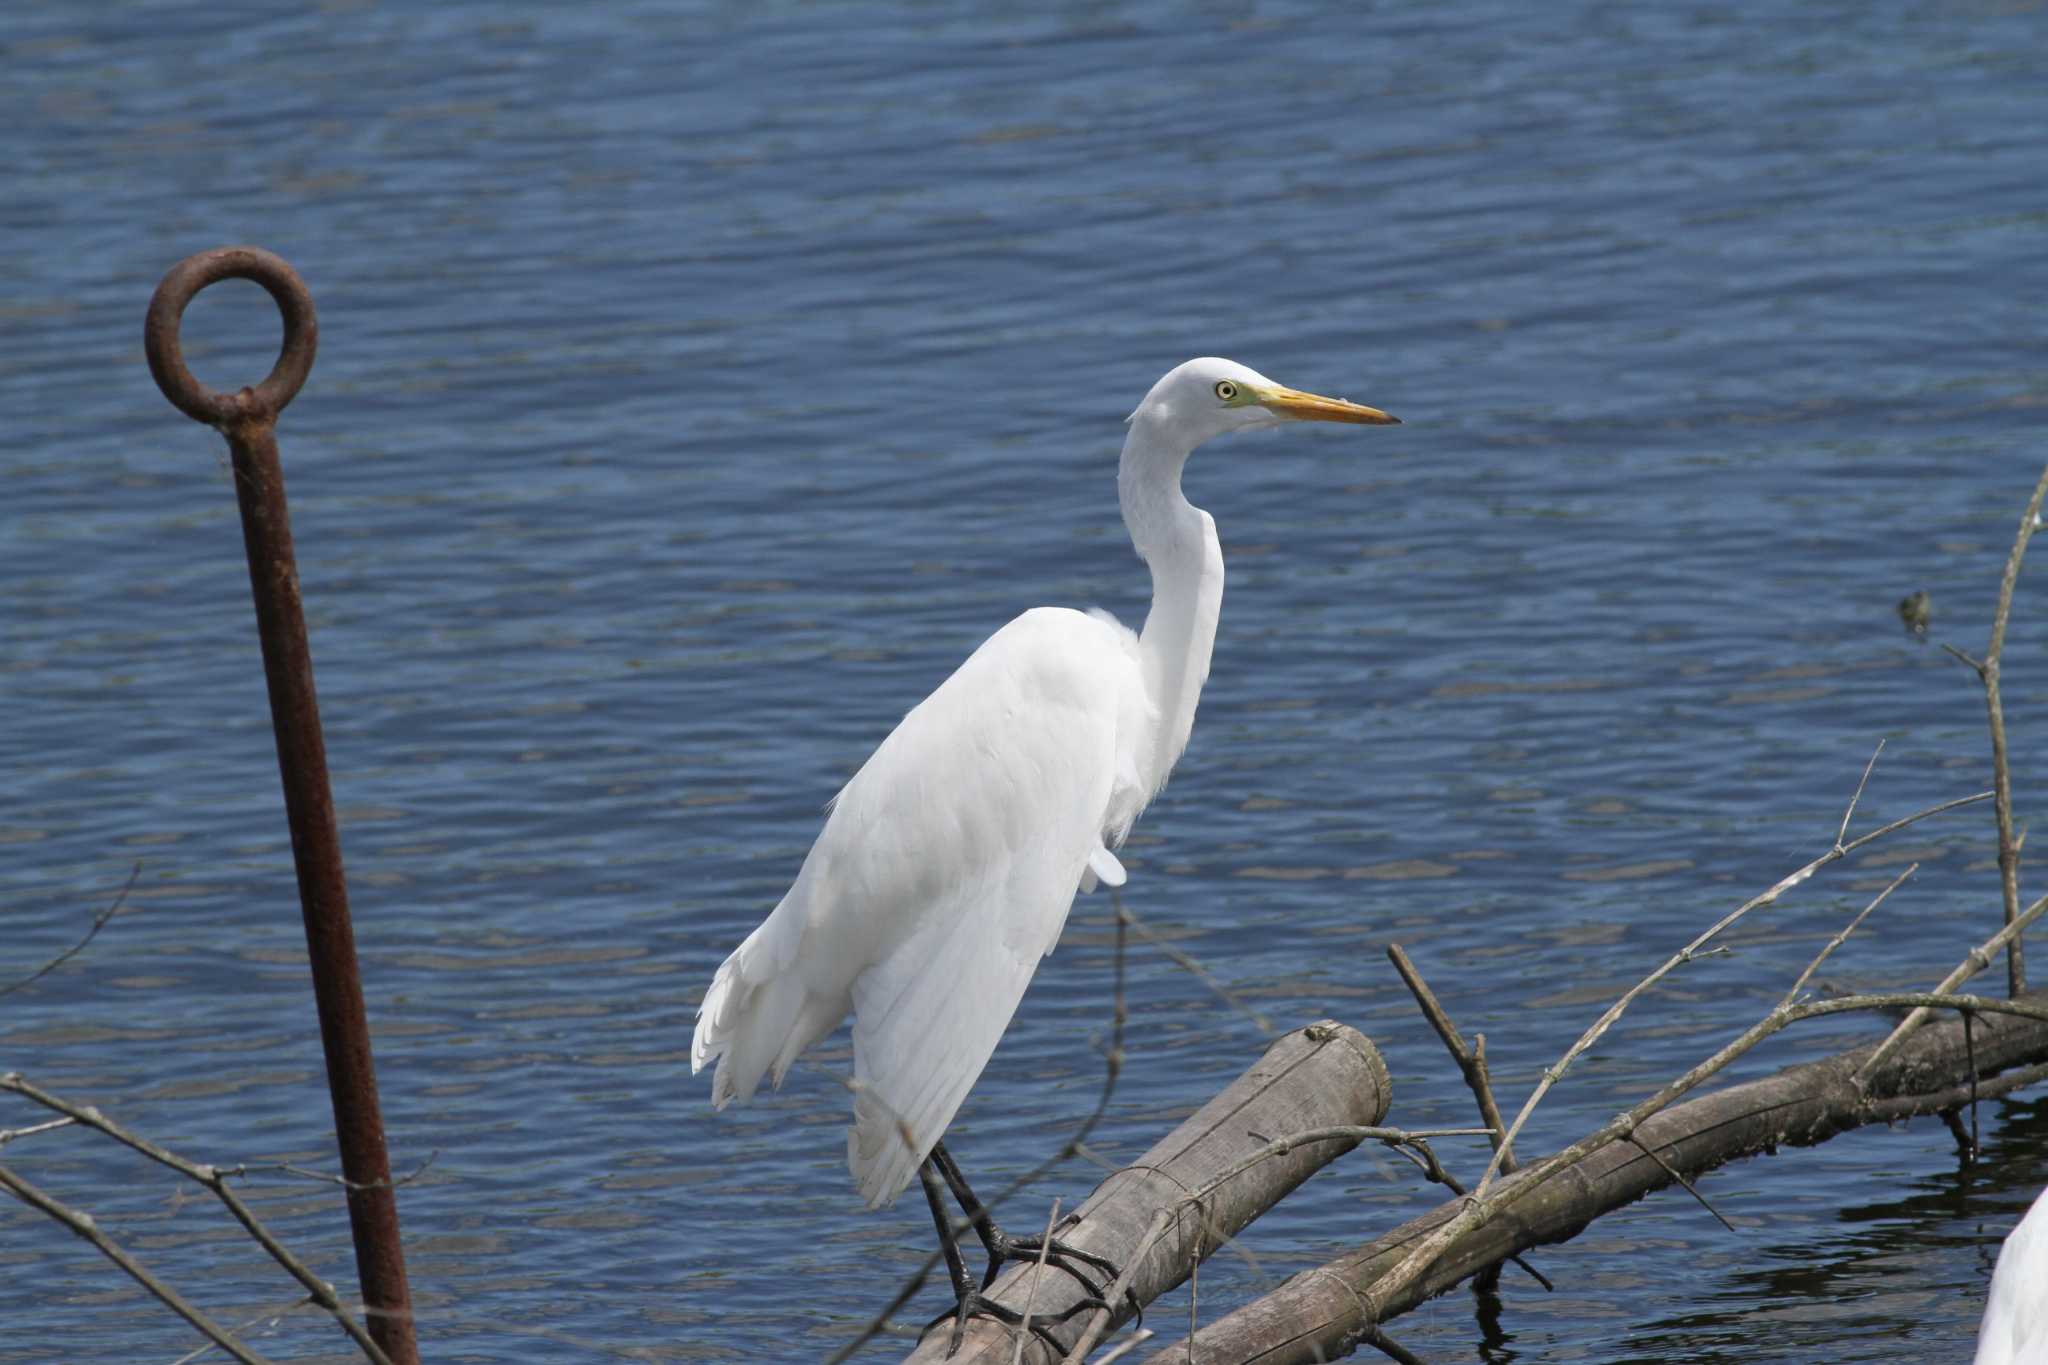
[1836,741,1884,851]
[1388,943,1527,1296]
[0,1161,271,1365]
[1468,1035,1512,1172]
[1012,1199,1061,1365]
[1468,1035,1513,1295]
[216,1152,441,1193]
[1184,1126,1494,1216]
[1120,902,1273,1036]
[1779,864,1916,1009]
[1980,462,2048,996]
[0,1074,395,1365]
[1477,785,1991,1201]
[165,1294,319,1365]
[1626,1136,1734,1232]
[1364,855,2032,1324]
[1855,891,2048,1083]
[0,1116,76,1148]
[1786,992,2048,1027]
[1388,945,1518,1173]
[0,864,140,999]
[1379,1139,1553,1293]
[1942,642,1986,676]
[1364,986,2048,1326]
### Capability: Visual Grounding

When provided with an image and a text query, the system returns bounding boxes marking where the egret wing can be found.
[824,607,1141,1206]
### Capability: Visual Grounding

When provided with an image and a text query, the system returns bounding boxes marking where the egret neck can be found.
[1118,402,1225,799]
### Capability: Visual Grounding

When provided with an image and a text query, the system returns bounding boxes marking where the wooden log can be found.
[1138,991,2048,1364]
[900,1020,1391,1364]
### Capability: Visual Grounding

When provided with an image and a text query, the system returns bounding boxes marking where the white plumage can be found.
[694,607,1147,1205]
[1977,1183,2048,1365]
[691,357,1397,1209]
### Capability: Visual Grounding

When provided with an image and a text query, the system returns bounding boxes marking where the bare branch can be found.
[1980,461,2048,995]
[1388,945,1517,1172]
[215,1152,440,1194]
[0,1074,394,1365]
[165,1295,319,1365]
[1626,1136,1734,1233]
[1149,991,2048,1362]
[1779,864,1916,1010]
[0,864,140,999]
[1942,641,1986,677]
[0,1116,76,1148]
[1835,740,1884,851]
[1855,891,2048,1083]
[0,1160,271,1365]
[1376,1136,1552,1293]
[1785,992,2048,1027]
[1367,987,2048,1335]
[1367,835,2032,1326]
[1476,787,1991,1202]
[1011,1199,1061,1365]
[1121,901,1273,1036]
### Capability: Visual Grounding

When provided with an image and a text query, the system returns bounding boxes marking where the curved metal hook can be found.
[145,246,318,427]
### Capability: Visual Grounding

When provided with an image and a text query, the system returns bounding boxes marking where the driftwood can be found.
[902,1020,1392,1364]
[1137,990,2048,1364]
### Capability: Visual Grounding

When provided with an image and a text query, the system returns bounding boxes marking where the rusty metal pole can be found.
[145,247,420,1365]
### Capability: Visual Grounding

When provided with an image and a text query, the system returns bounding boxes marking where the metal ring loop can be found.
[145,246,318,427]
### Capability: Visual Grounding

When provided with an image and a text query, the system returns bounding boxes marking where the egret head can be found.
[1129,357,1399,447]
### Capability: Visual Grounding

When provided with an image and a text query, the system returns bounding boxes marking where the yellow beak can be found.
[1254,384,1400,426]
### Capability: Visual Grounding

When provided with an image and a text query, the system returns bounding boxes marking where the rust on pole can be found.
[145,247,420,1365]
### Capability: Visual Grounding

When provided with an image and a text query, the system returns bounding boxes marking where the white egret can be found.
[691,357,1397,1339]
[1977,1183,2048,1365]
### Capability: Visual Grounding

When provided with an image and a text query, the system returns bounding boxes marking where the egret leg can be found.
[918,1153,1083,1357]
[918,1159,974,1304]
[927,1140,1137,1323]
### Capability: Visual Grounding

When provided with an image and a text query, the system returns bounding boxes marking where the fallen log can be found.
[901,1020,1392,1364]
[1139,990,2048,1364]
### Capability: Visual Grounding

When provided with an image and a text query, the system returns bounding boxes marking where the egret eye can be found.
[1213,380,1238,402]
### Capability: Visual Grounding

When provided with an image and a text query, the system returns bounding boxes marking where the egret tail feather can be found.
[691,902,846,1111]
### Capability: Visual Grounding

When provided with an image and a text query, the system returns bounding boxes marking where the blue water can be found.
[4,2,2046,1360]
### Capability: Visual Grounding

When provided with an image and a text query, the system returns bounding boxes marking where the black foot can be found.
[982,1225,1140,1327]
[926,1142,1142,1327]
[925,1289,1102,1358]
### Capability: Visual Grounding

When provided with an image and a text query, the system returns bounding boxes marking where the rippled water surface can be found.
[5,2,2047,1360]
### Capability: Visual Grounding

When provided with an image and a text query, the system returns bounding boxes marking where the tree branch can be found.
[0,1074,394,1365]
[1474,784,1990,1202]
[0,864,140,999]
[1138,988,2048,1364]
[1979,461,2048,995]
[0,1160,272,1365]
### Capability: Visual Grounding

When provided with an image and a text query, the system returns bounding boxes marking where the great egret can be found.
[691,357,1397,1338]
[1977,1183,2048,1364]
